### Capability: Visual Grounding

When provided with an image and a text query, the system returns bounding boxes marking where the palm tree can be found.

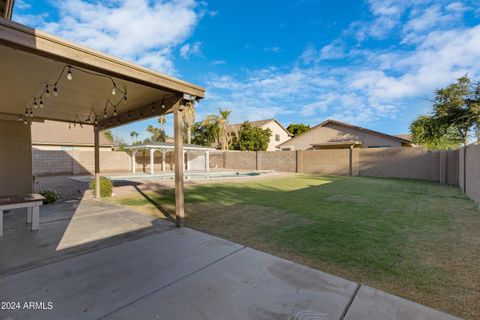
[158,115,166,131]
[130,131,139,143]
[202,108,232,150]
[183,102,195,144]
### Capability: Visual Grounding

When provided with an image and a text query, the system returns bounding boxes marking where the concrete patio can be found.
[0,200,460,320]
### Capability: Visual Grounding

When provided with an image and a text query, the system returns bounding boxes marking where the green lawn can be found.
[113,174,480,319]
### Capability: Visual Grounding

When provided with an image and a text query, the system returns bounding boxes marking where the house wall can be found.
[262,122,291,151]
[0,120,33,195]
[278,124,403,150]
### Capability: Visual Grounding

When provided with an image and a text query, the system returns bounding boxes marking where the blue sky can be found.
[13,0,480,143]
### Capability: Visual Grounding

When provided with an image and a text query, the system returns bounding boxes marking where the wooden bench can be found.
[0,194,45,237]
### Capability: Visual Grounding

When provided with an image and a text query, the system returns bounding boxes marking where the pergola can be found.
[0,18,205,227]
[125,142,216,174]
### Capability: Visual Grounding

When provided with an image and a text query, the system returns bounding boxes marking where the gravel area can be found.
[34,175,92,201]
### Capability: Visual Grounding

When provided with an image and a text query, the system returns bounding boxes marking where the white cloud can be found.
[180,41,202,59]
[14,0,204,74]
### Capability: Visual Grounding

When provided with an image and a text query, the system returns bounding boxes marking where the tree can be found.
[191,121,218,147]
[202,108,232,150]
[230,122,272,151]
[287,123,310,136]
[103,130,113,143]
[432,75,480,145]
[183,102,196,144]
[145,116,168,142]
[410,75,480,150]
[130,131,139,144]
[410,115,462,150]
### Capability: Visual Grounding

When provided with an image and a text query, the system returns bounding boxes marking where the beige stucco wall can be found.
[261,121,291,151]
[0,120,33,195]
[278,124,402,150]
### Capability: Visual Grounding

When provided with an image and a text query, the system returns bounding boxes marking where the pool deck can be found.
[0,199,460,320]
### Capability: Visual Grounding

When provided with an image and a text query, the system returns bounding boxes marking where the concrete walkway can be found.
[0,201,460,319]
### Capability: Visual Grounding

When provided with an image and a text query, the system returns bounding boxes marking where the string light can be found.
[53,85,58,96]
[67,67,73,81]
[33,99,37,109]
[29,109,33,117]
[69,123,72,130]
[24,119,28,125]
[103,110,107,118]
[112,87,116,96]
[45,86,50,97]
[39,99,44,108]
[113,107,117,116]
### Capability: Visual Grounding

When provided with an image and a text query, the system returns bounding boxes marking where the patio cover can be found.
[0,17,205,226]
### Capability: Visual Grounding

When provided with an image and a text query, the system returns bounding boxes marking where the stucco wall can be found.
[278,124,403,150]
[224,151,257,170]
[0,120,32,195]
[262,122,291,151]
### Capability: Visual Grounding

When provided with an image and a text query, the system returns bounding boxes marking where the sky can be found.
[12,0,480,144]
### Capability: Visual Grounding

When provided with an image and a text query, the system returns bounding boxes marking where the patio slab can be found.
[104,246,358,320]
[344,286,461,320]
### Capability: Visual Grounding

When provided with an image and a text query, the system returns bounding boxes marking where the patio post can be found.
[94,128,100,199]
[184,151,189,171]
[150,148,155,175]
[161,150,166,172]
[205,151,210,172]
[174,106,185,227]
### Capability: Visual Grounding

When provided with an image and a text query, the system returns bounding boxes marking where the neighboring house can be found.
[31,120,114,151]
[277,119,414,150]
[228,119,292,151]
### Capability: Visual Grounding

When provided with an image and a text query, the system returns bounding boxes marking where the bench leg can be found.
[27,207,32,223]
[0,210,3,237]
[31,206,39,231]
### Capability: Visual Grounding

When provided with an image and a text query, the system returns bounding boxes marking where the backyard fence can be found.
[214,148,459,185]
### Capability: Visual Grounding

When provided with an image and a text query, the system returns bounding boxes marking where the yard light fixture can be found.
[161,96,166,109]
[67,66,73,81]
[112,87,117,96]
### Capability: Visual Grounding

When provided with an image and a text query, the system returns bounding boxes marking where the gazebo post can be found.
[174,107,185,227]
[205,151,210,172]
[94,129,100,199]
[161,150,166,172]
[131,150,137,173]
[150,148,155,175]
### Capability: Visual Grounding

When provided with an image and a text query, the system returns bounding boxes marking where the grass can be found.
[112,174,480,319]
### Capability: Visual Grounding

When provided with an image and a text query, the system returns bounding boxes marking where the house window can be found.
[275,134,280,141]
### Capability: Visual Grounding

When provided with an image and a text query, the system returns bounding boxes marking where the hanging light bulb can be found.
[33,99,38,109]
[18,115,22,121]
[39,100,44,108]
[45,86,50,98]
[67,67,73,81]
[113,108,117,116]
[24,119,28,125]
[53,86,58,96]
[112,87,117,96]
[103,110,107,118]
[123,95,127,103]
[151,105,155,112]
[139,111,144,117]
[127,112,131,118]
[161,103,165,109]
[69,123,71,130]
[29,109,33,117]
[94,117,98,125]
[24,109,28,116]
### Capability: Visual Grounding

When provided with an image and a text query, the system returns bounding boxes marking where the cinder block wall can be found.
[303,149,350,175]
[460,145,480,207]
[0,120,33,195]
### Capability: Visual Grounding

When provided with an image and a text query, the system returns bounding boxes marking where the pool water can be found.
[108,171,263,181]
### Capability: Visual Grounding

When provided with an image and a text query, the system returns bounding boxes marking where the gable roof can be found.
[31,120,114,147]
[227,119,292,136]
[277,119,413,147]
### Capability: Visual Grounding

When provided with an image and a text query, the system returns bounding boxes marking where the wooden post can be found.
[174,107,185,227]
[161,150,166,172]
[94,128,100,199]
[349,146,353,177]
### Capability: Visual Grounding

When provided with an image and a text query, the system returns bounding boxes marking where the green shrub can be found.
[39,189,59,204]
[89,177,113,198]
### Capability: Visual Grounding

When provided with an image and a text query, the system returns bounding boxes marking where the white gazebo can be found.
[125,142,216,174]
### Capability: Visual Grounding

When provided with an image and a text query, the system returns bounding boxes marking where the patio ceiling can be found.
[0,18,205,130]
